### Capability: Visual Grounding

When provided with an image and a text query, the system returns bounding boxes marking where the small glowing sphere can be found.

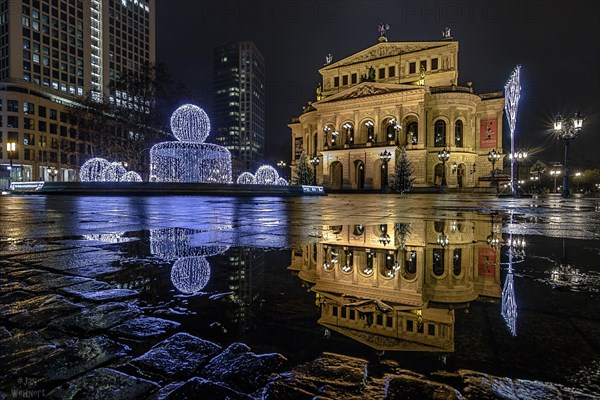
[255,165,280,185]
[170,104,211,143]
[171,256,211,294]
[120,171,143,182]
[237,172,256,184]
[101,162,128,182]
[80,157,111,182]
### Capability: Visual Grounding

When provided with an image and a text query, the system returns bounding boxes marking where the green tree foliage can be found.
[392,147,415,193]
[293,152,313,185]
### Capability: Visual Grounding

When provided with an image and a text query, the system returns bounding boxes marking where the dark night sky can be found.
[155,0,600,167]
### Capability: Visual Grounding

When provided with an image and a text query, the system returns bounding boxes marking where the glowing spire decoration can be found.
[504,65,521,196]
[502,211,518,336]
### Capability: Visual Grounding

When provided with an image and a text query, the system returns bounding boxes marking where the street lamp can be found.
[574,172,581,193]
[379,149,392,190]
[553,111,584,197]
[48,166,58,182]
[549,169,561,194]
[437,147,450,191]
[387,118,402,142]
[509,151,527,188]
[310,156,320,185]
[487,149,501,192]
[6,142,15,187]
[277,160,287,179]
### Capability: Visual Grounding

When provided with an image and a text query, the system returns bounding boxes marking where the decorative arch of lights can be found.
[150,104,232,183]
[120,171,143,182]
[80,157,140,182]
[236,172,256,184]
[101,162,128,182]
[171,256,211,294]
[237,165,288,186]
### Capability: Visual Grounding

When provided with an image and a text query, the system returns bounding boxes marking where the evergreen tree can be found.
[293,152,313,185]
[392,147,415,193]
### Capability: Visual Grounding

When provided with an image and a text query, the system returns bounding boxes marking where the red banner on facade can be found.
[480,119,498,148]
[477,248,496,276]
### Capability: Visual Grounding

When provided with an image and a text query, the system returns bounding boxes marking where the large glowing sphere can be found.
[101,162,128,182]
[120,171,143,182]
[171,256,211,294]
[170,104,211,143]
[236,172,256,185]
[255,165,280,185]
[80,157,111,182]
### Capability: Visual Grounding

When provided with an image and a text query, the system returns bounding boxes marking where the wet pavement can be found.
[0,193,599,398]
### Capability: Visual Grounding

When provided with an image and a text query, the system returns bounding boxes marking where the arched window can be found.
[433,248,444,276]
[455,120,463,147]
[453,248,462,276]
[406,121,418,144]
[434,120,446,147]
[405,250,417,274]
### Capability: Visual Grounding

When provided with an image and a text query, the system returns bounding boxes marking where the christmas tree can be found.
[392,147,415,193]
[293,152,314,185]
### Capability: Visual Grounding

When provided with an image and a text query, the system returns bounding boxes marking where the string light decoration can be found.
[101,162,128,182]
[150,104,232,183]
[170,256,211,294]
[80,157,111,182]
[237,172,256,184]
[255,165,279,185]
[150,228,230,259]
[276,177,288,186]
[120,171,143,182]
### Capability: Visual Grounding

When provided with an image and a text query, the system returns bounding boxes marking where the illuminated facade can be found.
[0,0,155,188]
[290,215,502,351]
[214,41,265,178]
[289,37,505,190]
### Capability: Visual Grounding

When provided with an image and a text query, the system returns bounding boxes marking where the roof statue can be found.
[442,27,452,39]
[378,22,390,42]
[325,53,333,64]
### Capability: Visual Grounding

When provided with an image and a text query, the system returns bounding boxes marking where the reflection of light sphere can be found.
[170,104,210,143]
[237,172,256,184]
[101,162,128,182]
[80,158,111,182]
[255,165,279,185]
[120,171,143,182]
[171,256,211,294]
[276,177,288,186]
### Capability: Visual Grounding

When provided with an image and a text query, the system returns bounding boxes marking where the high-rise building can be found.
[213,41,265,178]
[0,0,155,188]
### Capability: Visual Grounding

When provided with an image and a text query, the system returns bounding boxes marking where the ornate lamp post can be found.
[509,151,527,189]
[437,147,450,191]
[6,142,15,187]
[310,156,320,185]
[277,160,287,179]
[343,123,353,145]
[48,166,58,182]
[379,149,392,190]
[487,149,501,192]
[553,111,584,198]
[549,169,561,194]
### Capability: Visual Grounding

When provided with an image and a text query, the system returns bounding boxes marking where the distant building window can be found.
[409,62,416,74]
[433,248,444,276]
[351,73,357,84]
[378,67,385,79]
[428,323,435,336]
[334,76,339,87]
[434,120,446,147]
[431,58,439,70]
[388,66,395,77]
[342,75,348,86]
[420,60,427,71]
[406,320,414,331]
[455,120,463,147]
[7,100,19,112]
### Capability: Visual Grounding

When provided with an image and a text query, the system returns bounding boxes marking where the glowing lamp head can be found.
[553,113,563,131]
[573,110,584,130]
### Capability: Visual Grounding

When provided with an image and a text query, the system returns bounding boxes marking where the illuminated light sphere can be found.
[170,104,211,143]
[237,172,256,184]
[120,171,143,182]
[150,104,232,183]
[80,157,111,182]
[171,256,211,294]
[101,162,128,182]
[276,177,288,186]
[255,165,280,185]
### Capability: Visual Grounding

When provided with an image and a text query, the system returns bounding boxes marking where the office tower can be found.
[0,0,155,187]
[213,41,265,178]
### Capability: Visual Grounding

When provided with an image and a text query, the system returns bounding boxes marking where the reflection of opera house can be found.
[290,215,502,352]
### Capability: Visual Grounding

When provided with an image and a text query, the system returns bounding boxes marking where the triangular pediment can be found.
[316,82,424,105]
[320,41,454,72]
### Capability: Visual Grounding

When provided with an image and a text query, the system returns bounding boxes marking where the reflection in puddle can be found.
[291,215,507,353]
